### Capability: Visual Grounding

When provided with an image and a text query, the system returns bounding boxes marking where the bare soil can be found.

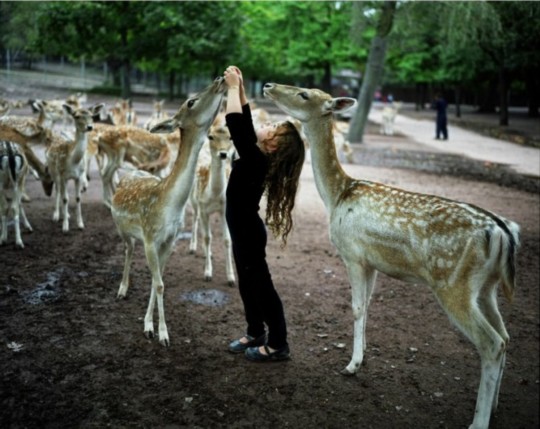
[0,89,539,429]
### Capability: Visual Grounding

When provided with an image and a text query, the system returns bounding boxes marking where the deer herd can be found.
[0,78,520,429]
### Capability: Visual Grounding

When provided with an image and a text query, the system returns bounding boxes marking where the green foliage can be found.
[1,0,537,110]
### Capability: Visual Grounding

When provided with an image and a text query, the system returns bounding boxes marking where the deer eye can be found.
[299,92,309,100]
[187,99,197,108]
[208,135,214,140]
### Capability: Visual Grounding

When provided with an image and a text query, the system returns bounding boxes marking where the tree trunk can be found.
[526,68,540,118]
[120,62,131,99]
[498,67,509,126]
[321,61,332,94]
[454,86,461,118]
[348,37,387,143]
[168,71,175,101]
[348,1,396,144]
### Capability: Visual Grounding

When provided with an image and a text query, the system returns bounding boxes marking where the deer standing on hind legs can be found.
[110,77,226,346]
[263,83,520,429]
[189,116,235,286]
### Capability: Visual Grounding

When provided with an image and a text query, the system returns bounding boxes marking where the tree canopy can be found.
[1,1,537,121]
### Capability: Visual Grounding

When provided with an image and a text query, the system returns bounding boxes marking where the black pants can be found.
[436,115,448,139]
[229,217,288,350]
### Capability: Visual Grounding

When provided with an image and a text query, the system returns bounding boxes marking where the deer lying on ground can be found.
[263,83,520,429]
[96,125,179,208]
[380,101,403,136]
[45,103,103,232]
[111,77,226,346]
[189,115,235,286]
[144,99,170,131]
[0,140,33,248]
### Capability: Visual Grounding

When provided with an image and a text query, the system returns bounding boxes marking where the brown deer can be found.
[144,99,170,131]
[263,83,519,429]
[45,103,103,232]
[0,101,56,196]
[189,115,235,286]
[0,140,33,248]
[96,125,177,208]
[111,77,226,346]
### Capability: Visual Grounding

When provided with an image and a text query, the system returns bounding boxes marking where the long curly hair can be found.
[263,121,305,247]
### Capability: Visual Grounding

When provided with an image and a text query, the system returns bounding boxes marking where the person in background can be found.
[223,65,305,362]
[433,93,448,140]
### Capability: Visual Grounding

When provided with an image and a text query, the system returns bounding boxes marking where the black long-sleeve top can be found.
[225,104,268,239]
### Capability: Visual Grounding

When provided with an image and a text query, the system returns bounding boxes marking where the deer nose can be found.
[219,152,227,160]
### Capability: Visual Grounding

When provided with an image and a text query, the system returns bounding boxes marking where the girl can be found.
[223,65,305,362]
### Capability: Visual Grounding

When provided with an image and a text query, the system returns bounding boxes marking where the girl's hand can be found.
[224,66,241,88]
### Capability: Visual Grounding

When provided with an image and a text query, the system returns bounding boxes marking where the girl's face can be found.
[257,122,281,153]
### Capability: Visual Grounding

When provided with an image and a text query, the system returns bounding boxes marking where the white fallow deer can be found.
[45,103,103,232]
[263,83,520,429]
[111,77,226,346]
[380,101,403,136]
[0,140,33,248]
[189,117,235,286]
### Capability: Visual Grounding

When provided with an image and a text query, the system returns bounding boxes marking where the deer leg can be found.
[477,283,509,414]
[19,201,33,232]
[436,284,506,429]
[74,177,84,230]
[52,178,62,222]
[100,155,117,208]
[200,212,213,281]
[0,211,7,245]
[61,181,70,233]
[117,236,135,298]
[11,197,24,248]
[341,261,377,375]
[222,217,235,286]
[143,242,169,346]
[189,204,199,254]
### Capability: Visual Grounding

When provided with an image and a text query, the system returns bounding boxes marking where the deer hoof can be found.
[340,367,357,377]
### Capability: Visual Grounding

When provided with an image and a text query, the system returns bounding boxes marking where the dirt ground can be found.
[0,88,539,429]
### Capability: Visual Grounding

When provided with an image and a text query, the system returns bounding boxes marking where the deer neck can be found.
[209,156,227,196]
[161,127,206,211]
[70,128,89,165]
[304,117,351,211]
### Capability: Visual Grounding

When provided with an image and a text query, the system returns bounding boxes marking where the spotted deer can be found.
[144,99,170,131]
[263,83,520,429]
[45,103,103,232]
[96,125,178,208]
[0,141,33,248]
[189,115,235,286]
[0,101,56,196]
[111,77,226,346]
[110,99,138,126]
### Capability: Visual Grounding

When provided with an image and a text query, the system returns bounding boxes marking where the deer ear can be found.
[330,97,357,113]
[91,103,105,116]
[150,117,179,134]
[63,104,74,115]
